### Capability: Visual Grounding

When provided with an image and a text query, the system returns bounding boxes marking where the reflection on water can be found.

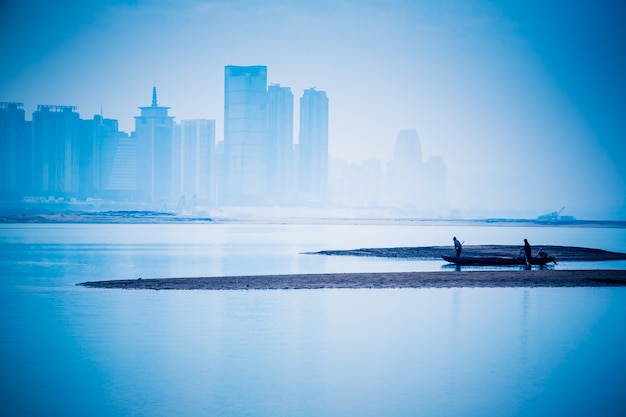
[2,287,625,416]
[1,223,626,416]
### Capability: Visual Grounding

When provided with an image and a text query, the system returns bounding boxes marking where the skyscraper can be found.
[267,84,294,204]
[134,87,174,203]
[298,88,329,204]
[385,129,423,208]
[91,115,136,199]
[102,131,136,198]
[0,102,29,201]
[172,119,216,207]
[32,105,81,197]
[223,65,268,205]
[79,114,124,199]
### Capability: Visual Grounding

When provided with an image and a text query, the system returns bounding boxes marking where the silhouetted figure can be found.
[453,236,462,257]
[523,239,532,263]
[537,247,547,259]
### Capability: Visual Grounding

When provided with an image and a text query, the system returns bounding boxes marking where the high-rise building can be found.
[90,115,136,199]
[385,129,423,208]
[223,65,268,205]
[298,88,329,204]
[79,114,123,198]
[102,132,136,198]
[267,84,294,204]
[134,87,174,203]
[172,119,216,207]
[32,105,81,197]
[0,102,29,201]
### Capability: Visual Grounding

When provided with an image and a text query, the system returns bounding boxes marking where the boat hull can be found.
[442,255,556,266]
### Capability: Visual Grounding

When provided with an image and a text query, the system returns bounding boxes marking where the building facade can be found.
[267,84,294,204]
[385,129,423,208]
[0,102,29,201]
[222,65,268,205]
[134,87,174,203]
[90,115,136,199]
[31,105,82,197]
[298,88,329,204]
[172,119,216,208]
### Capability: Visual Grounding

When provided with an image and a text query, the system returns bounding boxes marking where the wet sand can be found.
[309,245,626,262]
[78,270,626,290]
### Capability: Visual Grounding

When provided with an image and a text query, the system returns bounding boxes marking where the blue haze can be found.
[0,0,624,218]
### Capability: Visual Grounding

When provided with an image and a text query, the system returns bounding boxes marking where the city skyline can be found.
[0,66,338,210]
[1,0,624,219]
[2,78,452,216]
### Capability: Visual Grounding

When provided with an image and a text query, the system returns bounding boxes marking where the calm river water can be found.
[1,222,625,416]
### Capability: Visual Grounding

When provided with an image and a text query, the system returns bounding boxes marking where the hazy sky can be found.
[1,0,625,218]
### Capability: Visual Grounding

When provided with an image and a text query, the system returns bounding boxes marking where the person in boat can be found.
[523,239,532,262]
[537,247,548,259]
[453,236,462,257]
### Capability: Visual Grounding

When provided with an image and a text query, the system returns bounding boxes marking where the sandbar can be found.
[309,245,626,261]
[78,269,626,290]
[78,245,626,290]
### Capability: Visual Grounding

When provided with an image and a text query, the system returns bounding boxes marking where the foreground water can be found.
[1,223,626,416]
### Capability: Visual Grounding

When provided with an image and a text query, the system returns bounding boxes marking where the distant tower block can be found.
[298,88,329,204]
[223,65,268,205]
[134,86,175,202]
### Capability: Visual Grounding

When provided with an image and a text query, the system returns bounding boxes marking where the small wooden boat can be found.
[442,255,556,266]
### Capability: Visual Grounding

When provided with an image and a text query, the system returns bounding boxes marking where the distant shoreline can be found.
[1,210,625,227]
[78,270,626,290]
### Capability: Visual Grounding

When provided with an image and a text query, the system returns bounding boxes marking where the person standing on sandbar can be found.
[523,239,532,263]
[453,236,463,257]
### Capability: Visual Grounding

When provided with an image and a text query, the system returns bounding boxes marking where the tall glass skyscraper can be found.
[267,84,294,204]
[298,88,329,204]
[223,65,268,205]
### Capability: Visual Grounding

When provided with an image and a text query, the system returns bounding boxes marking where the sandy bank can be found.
[310,245,626,262]
[78,270,626,290]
